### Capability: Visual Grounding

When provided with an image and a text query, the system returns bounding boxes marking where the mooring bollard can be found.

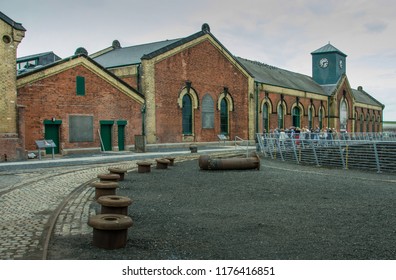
[97,173,120,182]
[108,167,127,181]
[136,161,152,173]
[97,195,132,215]
[189,145,198,153]
[88,214,133,250]
[165,157,175,166]
[91,181,119,200]
[156,158,170,169]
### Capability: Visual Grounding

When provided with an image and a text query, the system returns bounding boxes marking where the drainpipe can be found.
[327,96,331,128]
[141,103,146,136]
[255,82,259,134]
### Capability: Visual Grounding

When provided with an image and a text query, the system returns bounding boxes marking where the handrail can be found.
[234,136,249,157]
[257,132,396,173]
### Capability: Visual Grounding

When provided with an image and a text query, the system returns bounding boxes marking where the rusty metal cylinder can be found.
[199,154,260,170]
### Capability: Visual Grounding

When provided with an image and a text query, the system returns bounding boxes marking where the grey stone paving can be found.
[0,148,241,260]
[0,161,138,260]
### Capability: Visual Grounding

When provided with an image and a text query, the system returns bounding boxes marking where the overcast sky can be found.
[3,0,396,120]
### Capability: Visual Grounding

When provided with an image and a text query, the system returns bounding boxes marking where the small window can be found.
[76,76,85,96]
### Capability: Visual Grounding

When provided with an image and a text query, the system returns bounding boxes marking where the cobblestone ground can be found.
[0,161,138,260]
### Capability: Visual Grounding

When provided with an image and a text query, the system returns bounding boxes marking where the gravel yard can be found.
[48,155,396,260]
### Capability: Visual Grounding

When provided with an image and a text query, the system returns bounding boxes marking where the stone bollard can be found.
[165,157,175,166]
[88,214,133,250]
[91,181,119,200]
[155,158,170,169]
[189,145,198,153]
[97,173,120,182]
[136,161,152,173]
[97,195,132,215]
[108,167,127,181]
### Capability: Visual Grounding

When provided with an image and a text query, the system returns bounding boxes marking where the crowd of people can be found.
[258,126,341,148]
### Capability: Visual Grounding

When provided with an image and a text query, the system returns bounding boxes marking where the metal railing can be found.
[257,132,396,173]
[234,136,250,157]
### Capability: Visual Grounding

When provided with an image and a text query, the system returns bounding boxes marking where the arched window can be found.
[262,103,269,133]
[308,106,314,129]
[372,116,375,132]
[202,94,214,129]
[318,107,324,129]
[220,98,229,135]
[366,115,370,133]
[277,103,284,129]
[292,106,301,128]
[182,94,193,134]
[340,99,348,132]
[360,114,364,133]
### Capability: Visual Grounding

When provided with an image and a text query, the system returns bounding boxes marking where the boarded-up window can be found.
[202,94,214,129]
[69,115,93,142]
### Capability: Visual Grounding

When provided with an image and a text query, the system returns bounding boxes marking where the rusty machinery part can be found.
[198,154,260,170]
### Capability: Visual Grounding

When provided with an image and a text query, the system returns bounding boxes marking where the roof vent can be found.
[202,23,210,33]
[112,40,121,49]
[358,86,363,91]
[75,47,88,56]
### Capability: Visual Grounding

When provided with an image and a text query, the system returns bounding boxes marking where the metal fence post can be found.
[291,139,299,164]
[373,142,381,173]
[338,140,346,169]
[312,142,320,166]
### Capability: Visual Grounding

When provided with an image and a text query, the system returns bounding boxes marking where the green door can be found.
[44,123,60,154]
[100,122,113,151]
[118,124,125,151]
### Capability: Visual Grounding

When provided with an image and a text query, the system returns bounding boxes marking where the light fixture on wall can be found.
[185,80,192,94]
[264,91,269,100]
[51,117,56,122]
[223,87,228,98]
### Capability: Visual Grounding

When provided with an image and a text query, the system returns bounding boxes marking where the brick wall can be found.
[0,17,25,161]
[17,63,143,153]
[153,39,249,143]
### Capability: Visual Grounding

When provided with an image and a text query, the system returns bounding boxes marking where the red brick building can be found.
[4,19,385,159]
[93,24,384,145]
[17,55,144,154]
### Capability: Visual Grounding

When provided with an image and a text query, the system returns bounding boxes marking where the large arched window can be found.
[277,103,284,129]
[182,94,193,134]
[292,106,301,128]
[318,107,324,129]
[220,98,229,135]
[308,106,314,129]
[360,114,364,133]
[366,115,370,133]
[262,103,269,133]
[340,99,348,132]
[202,94,214,129]
[372,116,376,132]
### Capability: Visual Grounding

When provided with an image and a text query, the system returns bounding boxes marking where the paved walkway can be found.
[0,147,237,260]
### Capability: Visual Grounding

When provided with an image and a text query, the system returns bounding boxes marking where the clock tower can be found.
[311,43,347,85]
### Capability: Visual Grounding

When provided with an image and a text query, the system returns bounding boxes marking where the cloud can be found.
[364,21,388,33]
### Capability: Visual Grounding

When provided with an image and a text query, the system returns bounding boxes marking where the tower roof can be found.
[311,43,347,57]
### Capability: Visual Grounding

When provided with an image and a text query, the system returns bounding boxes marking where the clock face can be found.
[319,58,328,68]
[339,60,343,69]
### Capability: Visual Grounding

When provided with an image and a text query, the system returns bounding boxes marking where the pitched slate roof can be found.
[0,11,26,31]
[311,43,347,57]
[92,39,181,68]
[91,25,381,107]
[351,87,384,107]
[236,57,327,95]
[17,53,144,99]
